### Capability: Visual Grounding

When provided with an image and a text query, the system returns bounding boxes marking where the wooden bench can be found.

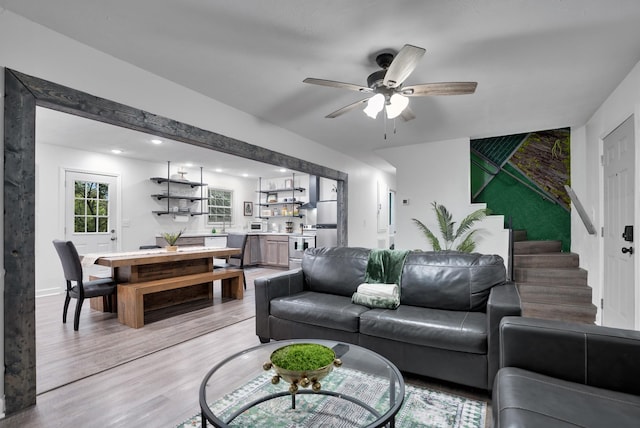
[117,268,244,328]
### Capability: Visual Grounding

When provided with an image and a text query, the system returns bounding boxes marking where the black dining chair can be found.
[214,233,248,289]
[52,240,117,331]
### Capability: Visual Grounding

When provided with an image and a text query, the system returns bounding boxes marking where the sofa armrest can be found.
[499,316,640,395]
[486,282,521,390]
[255,268,305,339]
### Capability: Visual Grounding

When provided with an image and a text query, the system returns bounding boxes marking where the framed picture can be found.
[243,201,253,217]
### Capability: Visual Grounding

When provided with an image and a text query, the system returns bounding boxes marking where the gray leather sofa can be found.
[493,317,640,427]
[255,247,521,390]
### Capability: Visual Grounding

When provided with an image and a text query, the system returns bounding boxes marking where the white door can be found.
[603,115,635,329]
[65,171,119,257]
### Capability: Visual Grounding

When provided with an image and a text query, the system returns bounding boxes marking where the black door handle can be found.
[622,247,634,255]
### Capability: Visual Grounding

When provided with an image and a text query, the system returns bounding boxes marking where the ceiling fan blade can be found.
[400,106,416,122]
[303,78,372,93]
[383,44,426,88]
[325,98,370,118]
[401,82,478,96]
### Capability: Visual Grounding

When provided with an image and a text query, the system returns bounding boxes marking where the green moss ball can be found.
[271,344,335,371]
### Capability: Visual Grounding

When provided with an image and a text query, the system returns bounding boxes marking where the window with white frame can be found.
[74,180,110,233]
[207,188,233,224]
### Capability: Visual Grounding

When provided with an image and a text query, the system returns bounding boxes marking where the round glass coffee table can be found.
[199,339,405,427]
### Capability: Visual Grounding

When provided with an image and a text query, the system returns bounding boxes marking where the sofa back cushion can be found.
[302,247,370,296]
[401,251,505,311]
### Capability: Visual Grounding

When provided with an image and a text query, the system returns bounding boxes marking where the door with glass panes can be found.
[65,171,118,257]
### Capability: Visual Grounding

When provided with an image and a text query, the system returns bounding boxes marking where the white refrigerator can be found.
[316,200,337,247]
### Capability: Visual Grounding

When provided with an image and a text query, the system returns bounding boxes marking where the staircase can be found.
[513,236,597,324]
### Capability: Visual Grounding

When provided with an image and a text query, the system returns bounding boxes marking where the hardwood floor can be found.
[1,267,492,427]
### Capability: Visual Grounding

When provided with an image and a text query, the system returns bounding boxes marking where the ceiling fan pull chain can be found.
[384,110,388,140]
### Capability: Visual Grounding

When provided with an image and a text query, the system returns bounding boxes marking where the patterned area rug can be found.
[179,367,486,427]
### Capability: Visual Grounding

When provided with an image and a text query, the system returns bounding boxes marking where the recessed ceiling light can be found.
[151,139,162,145]
[279,168,287,173]
[111,149,123,154]
[215,168,223,173]
[184,163,194,167]
[242,173,249,177]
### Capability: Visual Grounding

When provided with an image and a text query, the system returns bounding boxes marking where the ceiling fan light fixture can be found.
[363,93,385,118]
[385,94,409,119]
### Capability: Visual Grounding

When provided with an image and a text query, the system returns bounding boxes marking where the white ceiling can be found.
[6,0,640,173]
[35,107,294,178]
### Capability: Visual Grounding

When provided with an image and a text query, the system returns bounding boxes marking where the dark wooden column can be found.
[4,68,37,413]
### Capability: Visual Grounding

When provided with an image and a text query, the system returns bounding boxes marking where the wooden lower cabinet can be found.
[262,235,289,268]
[243,235,262,266]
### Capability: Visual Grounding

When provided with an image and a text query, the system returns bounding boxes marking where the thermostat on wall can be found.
[402,199,410,206]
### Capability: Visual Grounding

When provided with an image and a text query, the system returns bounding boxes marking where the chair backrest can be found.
[52,240,84,283]
[226,233,248,261]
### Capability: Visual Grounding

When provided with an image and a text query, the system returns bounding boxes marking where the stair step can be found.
[515,267,588,286]
[514,253,579,268]
[513,240,562,254]
[518,283,593,304]
[522,302,597,324]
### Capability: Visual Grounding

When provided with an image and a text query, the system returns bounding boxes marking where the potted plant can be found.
[162,229,184,251]
[263,343,342,394]
[412,201,488,252]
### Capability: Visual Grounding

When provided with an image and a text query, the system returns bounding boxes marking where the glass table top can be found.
[200,339,405,427]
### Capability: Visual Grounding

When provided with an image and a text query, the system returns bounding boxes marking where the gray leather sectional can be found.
[255,246,521,390]
[493,317,640,427]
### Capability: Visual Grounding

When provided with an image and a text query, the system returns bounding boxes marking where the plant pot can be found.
[263,343,341,394]
[165,245,178,252]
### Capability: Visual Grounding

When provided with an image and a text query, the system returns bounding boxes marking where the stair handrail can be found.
[564,185,596,235]
[507,216,514,281]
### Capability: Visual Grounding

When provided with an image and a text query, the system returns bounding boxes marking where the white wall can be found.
[378,138,509,263]
[35,142,257,296]
[571,59,640,328]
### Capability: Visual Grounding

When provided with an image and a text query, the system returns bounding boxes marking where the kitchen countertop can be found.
[165,232,316,238]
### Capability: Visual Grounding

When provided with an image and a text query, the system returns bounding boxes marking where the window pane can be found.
[98,217,108,232]
[74,216,85,233]
[208,188,233,224]
[86,200,97,215]
[86,182,97,199]
[74,199,85,215]
[75,181,87,198]
[98,183,109,200]
[86,217,97,232]
[97,200,108,216]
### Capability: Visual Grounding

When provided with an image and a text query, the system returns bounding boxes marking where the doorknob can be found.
[111,236,117,241]
[622,247,633,255]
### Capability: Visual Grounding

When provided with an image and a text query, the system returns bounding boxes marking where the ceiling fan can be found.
[303,44,477,121]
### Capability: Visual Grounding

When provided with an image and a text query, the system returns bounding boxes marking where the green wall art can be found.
[471,128,571,252]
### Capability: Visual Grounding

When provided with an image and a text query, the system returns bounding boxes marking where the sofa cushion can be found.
[302,247,370,297]
[401,251,505,311]
[270,291,370,332]
[494,367,640,427]
[359,305,487,354]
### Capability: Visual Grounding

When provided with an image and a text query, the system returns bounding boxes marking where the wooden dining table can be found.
[84,246,243,328]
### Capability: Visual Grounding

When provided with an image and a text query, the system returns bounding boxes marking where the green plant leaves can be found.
[413,202,487,253]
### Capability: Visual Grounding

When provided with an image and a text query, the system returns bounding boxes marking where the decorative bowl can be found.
[263,343,342,394]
